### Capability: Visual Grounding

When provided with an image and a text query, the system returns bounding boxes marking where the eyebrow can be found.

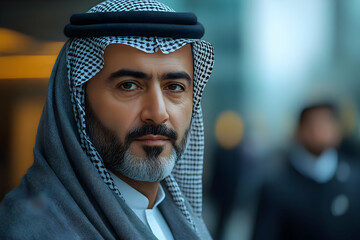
[109,69,149,80]
[162,72,192,83]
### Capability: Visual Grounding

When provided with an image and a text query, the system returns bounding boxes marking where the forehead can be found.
[102,43,193,75]
[302,107,336,124]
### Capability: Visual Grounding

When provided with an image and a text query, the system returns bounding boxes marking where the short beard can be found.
[85,100,189,182]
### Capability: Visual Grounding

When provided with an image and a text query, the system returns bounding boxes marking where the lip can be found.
[135,135,169,146]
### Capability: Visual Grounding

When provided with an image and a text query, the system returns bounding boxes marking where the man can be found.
[252,103,360,240]
[0,0,214,239]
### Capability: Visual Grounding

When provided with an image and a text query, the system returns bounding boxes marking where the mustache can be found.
[125,124,178,144]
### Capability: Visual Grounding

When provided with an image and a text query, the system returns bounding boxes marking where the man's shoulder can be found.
[0,188,80,239]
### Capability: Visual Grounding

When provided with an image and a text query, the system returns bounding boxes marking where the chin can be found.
[115,148,177,182]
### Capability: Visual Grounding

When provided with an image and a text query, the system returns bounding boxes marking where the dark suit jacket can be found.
[252,152,360,240]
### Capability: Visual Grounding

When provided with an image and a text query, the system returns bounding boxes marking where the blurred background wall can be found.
[1,0,360,239]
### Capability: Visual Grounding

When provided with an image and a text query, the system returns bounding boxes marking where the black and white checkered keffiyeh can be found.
[66,0,214,230]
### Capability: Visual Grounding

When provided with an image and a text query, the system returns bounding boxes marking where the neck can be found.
[114,172,160,209]
[305,146,325,157]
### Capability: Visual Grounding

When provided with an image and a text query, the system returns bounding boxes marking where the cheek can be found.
[168,99,193,135]
[91,94,142,139]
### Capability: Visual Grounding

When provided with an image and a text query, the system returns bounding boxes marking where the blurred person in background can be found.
[210,141,261,240]
[0,0,215,239]
[211,144,244,240]
[252,102,360,240]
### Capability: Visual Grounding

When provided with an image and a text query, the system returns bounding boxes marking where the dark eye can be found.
[119,82,137,91]
[166,84,184,92]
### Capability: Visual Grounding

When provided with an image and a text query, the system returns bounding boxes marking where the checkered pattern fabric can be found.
[66,0,214,230]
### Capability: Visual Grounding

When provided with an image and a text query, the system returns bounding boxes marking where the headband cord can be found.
[64,11,205,39]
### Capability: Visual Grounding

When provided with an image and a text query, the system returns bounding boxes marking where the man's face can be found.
[86,44,193,182]
[297,108,341,156]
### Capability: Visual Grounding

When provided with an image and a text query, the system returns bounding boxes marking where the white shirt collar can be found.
[290,144,338,183]
[108,171,165,209]
[108,171,174,240]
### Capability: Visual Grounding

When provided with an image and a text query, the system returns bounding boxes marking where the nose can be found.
[140,84,169,125]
